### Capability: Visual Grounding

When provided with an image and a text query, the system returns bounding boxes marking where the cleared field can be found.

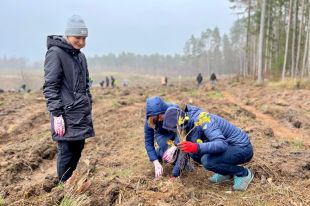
[0,78,309,205]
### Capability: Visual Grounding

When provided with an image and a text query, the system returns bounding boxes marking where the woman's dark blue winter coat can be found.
[43,35,95,141]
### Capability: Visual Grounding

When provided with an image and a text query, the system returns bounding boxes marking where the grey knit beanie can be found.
[65,15,88,37]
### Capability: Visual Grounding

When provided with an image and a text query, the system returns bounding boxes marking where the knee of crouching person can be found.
[201,155,215,171]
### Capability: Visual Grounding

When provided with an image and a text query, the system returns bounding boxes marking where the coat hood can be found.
[162,105,202,132]
[146,96,169,118]
[46,35,80,55]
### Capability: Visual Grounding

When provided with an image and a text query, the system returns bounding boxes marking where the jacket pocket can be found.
[63,101,74,111]
[63,94,90,127]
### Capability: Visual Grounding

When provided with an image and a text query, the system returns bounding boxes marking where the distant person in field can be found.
[105,76,110,88]
[161,76,168,86]
[43,15,95,183]
[196,73,203,87]
[210,73,217,90]
[122,79,129,87]
[111,75,115,88]
[144,96,192,178]
[99,80,105,88]
[163,105,254,191]
[19,84,27,92]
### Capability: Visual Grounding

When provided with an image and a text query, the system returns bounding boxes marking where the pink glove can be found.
[163,146,177,163]
[54,115,65,137]
[153,160,163,179]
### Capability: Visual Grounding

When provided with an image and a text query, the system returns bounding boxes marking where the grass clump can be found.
[268,79,310,89]
[207,91,223,99]
[0,196,5,206]
[59,195,90,206]
[291,140,305,149]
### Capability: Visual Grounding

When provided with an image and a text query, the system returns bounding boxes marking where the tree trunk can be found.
[302,4,310,78]
[246,0,252,76]
[276,3,283,67]
[264,1,272,78]
[253,36,257,79]
[290,0,298,77]
[295,0,305,78]
[308,12,310,80]
[257,0,266,84]
[282,0,293,81]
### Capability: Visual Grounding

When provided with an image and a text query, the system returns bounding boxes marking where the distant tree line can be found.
[87,26,243,76]
[0,27,248,77]
[2,0,310,82]
[0,56,28,70]
[87,53,188,75]
[182,26,244,76]
[0,56,42,72]
[229,0,310,82]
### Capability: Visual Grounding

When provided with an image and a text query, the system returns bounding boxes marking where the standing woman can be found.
[43,15,95,183]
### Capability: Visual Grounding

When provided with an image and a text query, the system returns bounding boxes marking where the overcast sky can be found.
[0,0,237,62]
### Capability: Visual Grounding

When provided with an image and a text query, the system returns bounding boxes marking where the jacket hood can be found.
[146,96,169,118]
[184,105,202,128]
[162,106,181,132]
[46,35,80,55]
[162,105,202,131]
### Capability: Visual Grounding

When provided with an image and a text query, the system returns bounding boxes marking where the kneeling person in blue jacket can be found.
[163,105,254,191]
[144,96,184,178]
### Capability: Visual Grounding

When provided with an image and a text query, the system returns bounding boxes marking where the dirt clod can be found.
[293,120,302,128]
[263,127,274,137]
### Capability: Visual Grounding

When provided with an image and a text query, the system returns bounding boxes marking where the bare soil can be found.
[0,79,309,206]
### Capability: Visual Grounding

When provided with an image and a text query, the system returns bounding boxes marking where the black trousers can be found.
[57,140,85,182]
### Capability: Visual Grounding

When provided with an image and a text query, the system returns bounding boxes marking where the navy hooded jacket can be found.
[144,97,178,161]
[184,105,251,154]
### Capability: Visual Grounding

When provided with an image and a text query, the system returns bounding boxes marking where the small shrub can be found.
[0,196,5,206]
[291,140,305,149]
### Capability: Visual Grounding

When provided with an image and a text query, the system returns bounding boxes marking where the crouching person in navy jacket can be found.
[144,96,188,178]
[163,105,254,191]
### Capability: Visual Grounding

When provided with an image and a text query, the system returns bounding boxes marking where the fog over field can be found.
[0,0,235,62]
